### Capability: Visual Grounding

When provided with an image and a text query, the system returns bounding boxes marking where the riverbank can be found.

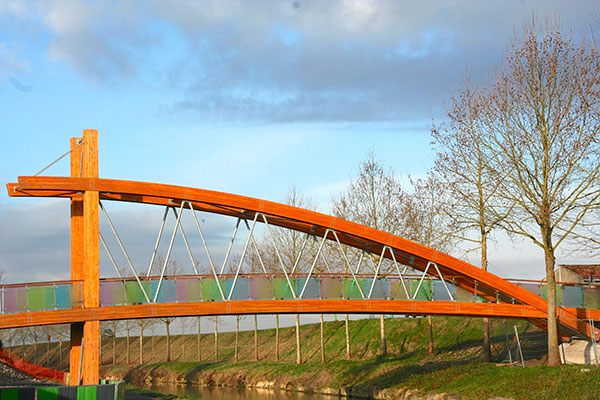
[97,316,600,400]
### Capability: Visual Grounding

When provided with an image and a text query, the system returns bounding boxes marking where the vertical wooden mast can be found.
[69,129,100,385]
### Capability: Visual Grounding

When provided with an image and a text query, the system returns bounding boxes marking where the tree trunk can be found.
[152,333,155,363]
[275,314,279,362]
[428,315,434,356]
[481,230,492,362]
[126,321,130,365]
[254,315,258,361]
[235,317,239,362]
[181,334,185,361]
[34,339,37,364]
[345,314,351,360]
[380,314,387,356]
[320,314,325,363]
[112,333,116,365]
[214,316,218,362]
[166,321,171,362]
[197,317,201,362]
[543,229,561,366]
[46,340,50,367]
[59,340,63,366]
[295,314,302,364]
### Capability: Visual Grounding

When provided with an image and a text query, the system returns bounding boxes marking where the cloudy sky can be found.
[0,0,598,284]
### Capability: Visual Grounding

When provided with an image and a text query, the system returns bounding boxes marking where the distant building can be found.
[555,264,600,284]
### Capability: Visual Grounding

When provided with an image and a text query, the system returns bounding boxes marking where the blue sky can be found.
[0,1,598,284]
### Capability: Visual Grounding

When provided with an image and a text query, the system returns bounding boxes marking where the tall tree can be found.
[477,22,600,365]
[433,81,512,362]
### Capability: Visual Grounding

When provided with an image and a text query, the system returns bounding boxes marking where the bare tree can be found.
[102,320,122,365]
[136,319,156,364]
[476,21,600,365]
[177,317,193,361]
[433,80,513,362]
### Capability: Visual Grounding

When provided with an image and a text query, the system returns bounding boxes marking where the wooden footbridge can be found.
[2,130,600,385]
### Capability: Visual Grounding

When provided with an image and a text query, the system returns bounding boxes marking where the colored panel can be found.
[152,279,177,304]
[296,277,320,299]
[2,288,18,314]
[540,284,563,305]
[176,279,202,302]
[320,278,342,299]
[225,277,250,300]
[100,281,125,307]
[365,278,387,299]
[562,285,583,308]
[388,279,409,300]
[0,388,18,400]
[57,387,77,400]
[201,278,225,301]
[19,388,35,400]
[583,287,600,309]
[273,277,296,299]
[96,384,114,400]
[517,282,541,296]
[54,284,72,309]
[27,286,54,312]
[432,280,454,301]
[77,386,97,400]
[343,278,365,299]
[72,283,83,307]
[410,280,432,300]
[37,387,58,400]
[455,286,474,302]
[250,277,273,300]
[125,281,151,305]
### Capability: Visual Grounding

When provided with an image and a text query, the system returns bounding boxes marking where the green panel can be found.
[343,278,365,299]
[77,386,97,400]
[125,281,151,305]
[27,286,54,312]
[410,280,432,300]
[37,387,58,400]
[540,284,563,305]
[273,277,296,299]
[455,286,474,302]
[584,287,600,309]
[201,278,225,301]
[388,279,409,300]
[0,388,18,400]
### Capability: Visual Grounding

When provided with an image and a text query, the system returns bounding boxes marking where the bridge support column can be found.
[69,130,100,385]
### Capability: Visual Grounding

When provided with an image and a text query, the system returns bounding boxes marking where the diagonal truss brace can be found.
[412,261,455,301]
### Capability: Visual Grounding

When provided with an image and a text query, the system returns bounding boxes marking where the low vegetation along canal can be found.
[135,384,333,400]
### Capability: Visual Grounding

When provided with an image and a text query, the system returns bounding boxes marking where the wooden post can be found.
[295,314,302,364]
[254,315,258,361]
[380,314,387,356]
[320,314,325,363]
[69,130,100,385]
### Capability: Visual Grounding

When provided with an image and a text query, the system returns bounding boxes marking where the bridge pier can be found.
[69,130,100,385]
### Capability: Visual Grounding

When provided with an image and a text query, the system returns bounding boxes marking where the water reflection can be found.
[144,384,335,400]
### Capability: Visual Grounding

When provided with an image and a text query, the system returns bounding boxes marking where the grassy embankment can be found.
[11,316,600,399]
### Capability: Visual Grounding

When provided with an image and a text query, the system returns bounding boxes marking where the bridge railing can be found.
[1,276,599,314]
[0,281,83,315]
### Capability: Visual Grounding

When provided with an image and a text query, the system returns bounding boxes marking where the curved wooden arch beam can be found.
[6,176,590,337]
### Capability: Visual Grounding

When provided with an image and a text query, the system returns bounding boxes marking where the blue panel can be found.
[226,277,250,300]
[365,278,387,299]
[54,285,72,309]
[296,277,320,299]
[432,280,454,301]
[152,279,177,304]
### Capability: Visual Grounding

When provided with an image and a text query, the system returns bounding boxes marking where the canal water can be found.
[139,384,335,400]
